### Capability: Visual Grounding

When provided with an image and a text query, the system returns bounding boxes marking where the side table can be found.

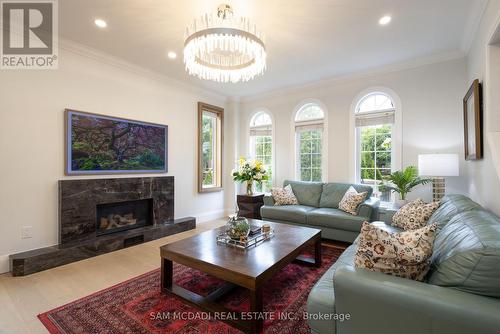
[377,202,401,223]
[237,194,265,219]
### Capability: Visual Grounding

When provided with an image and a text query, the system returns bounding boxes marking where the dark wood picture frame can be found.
[463,79,483,160]
[197,102,224,193]
[65,109,168,175]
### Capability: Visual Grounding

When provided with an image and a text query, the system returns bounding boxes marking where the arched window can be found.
[249,111,273,191]
[294,103,325,182]
[355,92,396,201]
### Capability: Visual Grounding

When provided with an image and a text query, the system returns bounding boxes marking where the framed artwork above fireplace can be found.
[65,109,168,175]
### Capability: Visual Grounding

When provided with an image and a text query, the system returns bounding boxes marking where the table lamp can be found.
[418,154,459,202]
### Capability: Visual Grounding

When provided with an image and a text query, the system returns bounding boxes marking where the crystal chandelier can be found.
[183,4,266,83]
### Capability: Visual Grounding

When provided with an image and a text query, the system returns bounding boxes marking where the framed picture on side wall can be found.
[65,109,168,175]
[463,79,483,160]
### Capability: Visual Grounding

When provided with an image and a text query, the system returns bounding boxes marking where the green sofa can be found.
[260,180,380,242]
[307,194,500,334]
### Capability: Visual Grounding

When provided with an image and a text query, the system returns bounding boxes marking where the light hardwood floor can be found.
[0,220,226,334]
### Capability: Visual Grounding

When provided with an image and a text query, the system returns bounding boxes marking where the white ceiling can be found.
[59,0,486,98]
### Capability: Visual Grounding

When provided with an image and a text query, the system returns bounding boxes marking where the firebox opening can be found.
[96,199,153,236]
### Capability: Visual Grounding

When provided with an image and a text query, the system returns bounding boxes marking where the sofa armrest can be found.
[263,195,275,206]
[357,197,379,220]
[333,266,500,334]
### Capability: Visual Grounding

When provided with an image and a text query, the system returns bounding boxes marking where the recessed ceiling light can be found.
[167,51,177,59]
[94,19,107,28]
[379,15,392,25]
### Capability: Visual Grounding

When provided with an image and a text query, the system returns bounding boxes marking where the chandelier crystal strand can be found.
[183,4,266,83]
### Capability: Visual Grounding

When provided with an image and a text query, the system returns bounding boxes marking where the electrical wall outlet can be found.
[21,226,33,239]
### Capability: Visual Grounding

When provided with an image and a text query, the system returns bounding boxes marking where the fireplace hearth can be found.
[10,177,196,276]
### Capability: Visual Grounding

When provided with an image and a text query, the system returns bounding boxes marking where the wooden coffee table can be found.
[160,219,321,334]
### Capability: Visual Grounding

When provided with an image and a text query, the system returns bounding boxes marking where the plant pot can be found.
[395,198,408,207]
[246,180,254,195]
[226,217,250,240]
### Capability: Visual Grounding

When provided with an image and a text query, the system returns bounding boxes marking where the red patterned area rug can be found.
[38,245,344,334]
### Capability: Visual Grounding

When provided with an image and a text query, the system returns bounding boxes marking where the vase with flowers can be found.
[232,157,269,195]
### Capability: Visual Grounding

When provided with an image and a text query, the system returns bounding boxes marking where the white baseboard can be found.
[193,208,232,224]
[0,254,9,274]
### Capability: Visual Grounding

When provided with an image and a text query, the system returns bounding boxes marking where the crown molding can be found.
[239,50,466,103]
[58,38,228,103]
[461,0,489,54]
[57,38,466,105]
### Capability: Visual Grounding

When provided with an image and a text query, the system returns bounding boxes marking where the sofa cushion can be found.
[392,199,439,230]
[428,194,482,229]
[271,184,298,205]
[283,180,323,207]
[338,186,368,215]
[352,221,404,244]
[319,183,373,208]
[307,208,367,232]
[370,221,404,234]
[260,205,314,224]
[428,210,500,298]
[355,222,437,281]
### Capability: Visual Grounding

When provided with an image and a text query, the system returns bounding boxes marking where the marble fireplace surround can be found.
[59,177,174,244]
[10,176,196,276]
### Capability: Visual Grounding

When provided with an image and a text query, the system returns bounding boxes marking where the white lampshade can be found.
[418,154,459,177]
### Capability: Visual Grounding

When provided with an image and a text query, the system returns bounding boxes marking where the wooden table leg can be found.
[250,286,263,334]
[161,258,173,292]
[314,236,322,268]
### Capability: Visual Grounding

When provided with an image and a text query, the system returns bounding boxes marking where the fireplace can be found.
[96,199,153,236]
[10,177,196,277]
[58,177,175,244]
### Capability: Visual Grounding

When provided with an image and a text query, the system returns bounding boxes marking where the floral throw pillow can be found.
[271,184,299,206]
[355,222,437,281]
[392,199,440,230]
[338,186,367,215]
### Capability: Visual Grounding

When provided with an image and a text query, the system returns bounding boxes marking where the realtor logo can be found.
[1,0,58,69]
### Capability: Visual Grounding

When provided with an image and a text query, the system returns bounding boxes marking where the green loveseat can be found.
[307,194,500,334]
[260,180,380,242]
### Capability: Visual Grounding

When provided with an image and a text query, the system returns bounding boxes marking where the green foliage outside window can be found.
[360,124,393,200]
[360,124,392,181]
[202,114,215,186]
[253,135,273,192]
[299,130,322,182]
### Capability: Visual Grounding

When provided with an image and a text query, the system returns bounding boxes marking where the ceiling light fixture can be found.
[183,4,266,83]
[379,15,392,25]
[94,18,107,28]
[167,51,177,59]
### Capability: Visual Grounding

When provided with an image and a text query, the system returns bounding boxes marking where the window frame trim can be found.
[247,109,275,189]
[350,88,402,199]
[198,102,224,193]
[355,124,396,188]
[294,102,326,122]
[295,126,324,182]
[356,92,395,114]
[292,99,328,182]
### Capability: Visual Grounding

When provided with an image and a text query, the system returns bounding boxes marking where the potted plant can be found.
[381,166,431,206]
[232,157,269,195]
[225,215,250,240]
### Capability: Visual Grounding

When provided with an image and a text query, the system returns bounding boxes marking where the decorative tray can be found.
[216,229,275,249]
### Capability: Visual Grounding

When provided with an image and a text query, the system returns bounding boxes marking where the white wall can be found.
[0,47,234,273]
[464,0,500,216]
[239,58,468,201]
